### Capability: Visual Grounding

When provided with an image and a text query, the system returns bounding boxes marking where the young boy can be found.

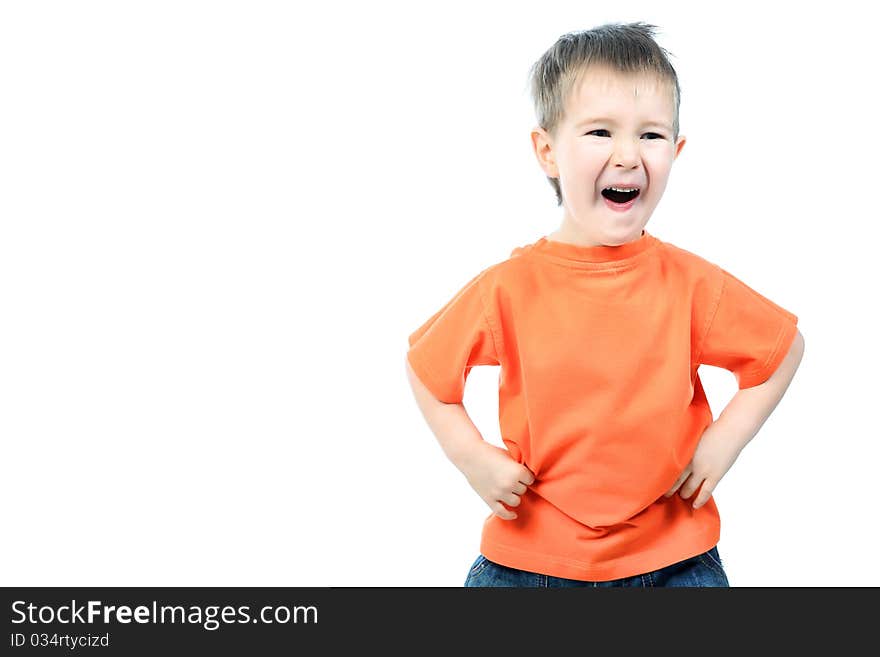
[405,22,804,587]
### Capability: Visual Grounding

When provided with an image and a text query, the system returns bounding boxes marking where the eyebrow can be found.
[575,117,672,130]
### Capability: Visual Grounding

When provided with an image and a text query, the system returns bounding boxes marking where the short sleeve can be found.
[698,266,799,389]
[406,271,500,404]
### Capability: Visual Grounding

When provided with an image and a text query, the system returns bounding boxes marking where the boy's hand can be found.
[663,421,744,510]
[457,441,535,520]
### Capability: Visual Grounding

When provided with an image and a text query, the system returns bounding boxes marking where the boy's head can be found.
[528,22,686,246]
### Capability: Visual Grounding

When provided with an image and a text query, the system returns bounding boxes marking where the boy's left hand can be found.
[663,420,744,509]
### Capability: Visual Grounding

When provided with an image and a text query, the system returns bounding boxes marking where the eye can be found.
[584,129,665,140]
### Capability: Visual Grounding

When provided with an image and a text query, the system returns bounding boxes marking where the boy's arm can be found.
[405,355,536,521]
[715,330,806,451]
[405,355,485,468]
[667,330,805,508]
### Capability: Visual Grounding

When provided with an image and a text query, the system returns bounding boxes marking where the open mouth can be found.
[601,187,641,204]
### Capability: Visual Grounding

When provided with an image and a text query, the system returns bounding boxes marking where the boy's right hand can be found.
[457,441,535,520]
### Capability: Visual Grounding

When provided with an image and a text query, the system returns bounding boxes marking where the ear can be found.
[531,126,559,178]
[673,134,686,160]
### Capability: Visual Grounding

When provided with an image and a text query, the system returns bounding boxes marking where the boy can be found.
[405,22,804,587]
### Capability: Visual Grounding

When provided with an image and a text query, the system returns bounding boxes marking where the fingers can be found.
[691,479,715,510]
[495,483,528,520]
[663,468,715,509]
[664,467,691,498]
[678,473,703,500]
[500,491,522,508]
[493,465,535,521]
[493,501,517,520]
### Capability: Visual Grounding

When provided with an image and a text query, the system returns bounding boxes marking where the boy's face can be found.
[531,65,686,246]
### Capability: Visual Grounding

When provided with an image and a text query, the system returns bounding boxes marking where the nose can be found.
[611,138,640,168]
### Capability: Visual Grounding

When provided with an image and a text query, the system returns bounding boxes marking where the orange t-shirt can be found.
[406,229,799,581]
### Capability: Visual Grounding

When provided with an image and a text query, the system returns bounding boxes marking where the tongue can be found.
[602,188,639,203]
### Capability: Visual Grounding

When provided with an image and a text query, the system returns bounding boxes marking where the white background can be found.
[1,0,876,587]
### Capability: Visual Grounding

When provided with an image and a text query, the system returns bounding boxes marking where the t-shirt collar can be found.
[532,229,657,265]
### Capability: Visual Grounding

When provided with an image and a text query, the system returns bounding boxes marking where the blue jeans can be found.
[464,546,729,587]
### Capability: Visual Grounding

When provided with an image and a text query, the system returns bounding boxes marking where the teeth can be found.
[606,186,639,192]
